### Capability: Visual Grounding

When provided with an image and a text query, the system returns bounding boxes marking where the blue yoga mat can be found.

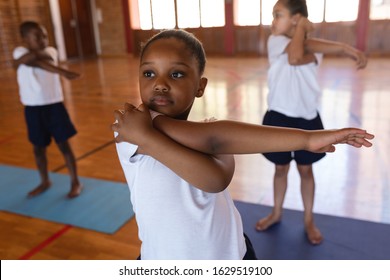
[0,164,134,234]
[235,200,390,260]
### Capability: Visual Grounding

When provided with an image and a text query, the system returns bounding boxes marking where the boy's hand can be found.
[307,128,374,153]
[112,103,155,145]
[62,70,80,80]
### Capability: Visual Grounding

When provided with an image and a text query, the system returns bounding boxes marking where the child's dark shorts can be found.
[24,102,77,147]
[243,233,257,260]
[262,110,326,165]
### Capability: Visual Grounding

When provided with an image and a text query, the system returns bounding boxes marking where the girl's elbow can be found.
[202,175,232,193]
[216,173,233,192]
[204,183,229,193]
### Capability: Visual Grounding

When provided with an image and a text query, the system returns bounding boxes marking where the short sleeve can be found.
[267,35,290,63]
[44,47,58,64]
[113,118,138,161]
[149,109,163,120]
[13,46,28,60]
[115,133,138,163]
[314,53,323,66]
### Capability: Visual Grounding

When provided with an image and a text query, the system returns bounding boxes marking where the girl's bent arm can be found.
[286,17,316,65]
[113,105,235,193]
[305,38,367,69]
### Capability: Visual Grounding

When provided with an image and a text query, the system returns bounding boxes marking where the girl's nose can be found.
[153,77,169,92]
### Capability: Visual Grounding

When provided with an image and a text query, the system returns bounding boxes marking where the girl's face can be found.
[23,26,48,51]
[139,38,207,120]
[271,1,297,37]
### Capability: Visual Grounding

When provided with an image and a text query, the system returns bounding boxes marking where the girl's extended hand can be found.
[344,45,368,69]
[308,128,374,153]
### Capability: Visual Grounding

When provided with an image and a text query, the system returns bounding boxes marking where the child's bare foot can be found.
[68,183,82,199]
[28,181,51,197]
[305,221,323,245]
[255,213,281,231]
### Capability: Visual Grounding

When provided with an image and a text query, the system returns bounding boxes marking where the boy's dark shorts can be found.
[262,110,326,165]
[24,102,77,147]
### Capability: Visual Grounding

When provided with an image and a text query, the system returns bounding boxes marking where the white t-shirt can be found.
[267,35,323,120]
[115,141,246,260]
[13,46,64,106]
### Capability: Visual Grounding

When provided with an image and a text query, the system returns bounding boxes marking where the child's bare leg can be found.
[28,145,51,196]
[57,141,82,198]
[297,164,323,245]
[256,164,289,231]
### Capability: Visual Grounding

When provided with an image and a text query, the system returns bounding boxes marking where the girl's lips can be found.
[151,95,173,106]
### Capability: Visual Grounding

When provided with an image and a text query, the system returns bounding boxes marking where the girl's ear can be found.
[196,77,208,97]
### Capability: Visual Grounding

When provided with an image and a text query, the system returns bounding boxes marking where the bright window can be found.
[200,0,225,27]
[129,0,225,30]
[306,0,324,23]
[177,0,200,28]
[261,0,277,25]
[150,0,176,29]
[234,0,358,26]
[129,0,152,29]
[324,0,358,22]
[370,0,390,20]
[234,0,260,26]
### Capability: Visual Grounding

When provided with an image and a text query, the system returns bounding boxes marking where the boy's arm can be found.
[304,38,367,69]
[13,50,80,80]
[13,51,39,69]
[33,59,80,80]
[112,105,235,193]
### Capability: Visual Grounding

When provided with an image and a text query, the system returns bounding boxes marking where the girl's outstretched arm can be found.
[153,115,374,154]
[115,103,374,156]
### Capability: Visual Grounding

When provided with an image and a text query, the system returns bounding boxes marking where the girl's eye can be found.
[171,72,184,78]
[143,71,155,78]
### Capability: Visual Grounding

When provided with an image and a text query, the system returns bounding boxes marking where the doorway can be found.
[58,0,96,59]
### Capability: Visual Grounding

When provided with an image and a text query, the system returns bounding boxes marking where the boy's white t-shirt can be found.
[267,35,323,120]
[115,141,247,260]
[13,46,64,106]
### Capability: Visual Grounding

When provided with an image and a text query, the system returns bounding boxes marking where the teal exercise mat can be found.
[0,164,134,234]
[234,200,390,260]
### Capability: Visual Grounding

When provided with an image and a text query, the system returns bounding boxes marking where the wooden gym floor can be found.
[0,56,389,259]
